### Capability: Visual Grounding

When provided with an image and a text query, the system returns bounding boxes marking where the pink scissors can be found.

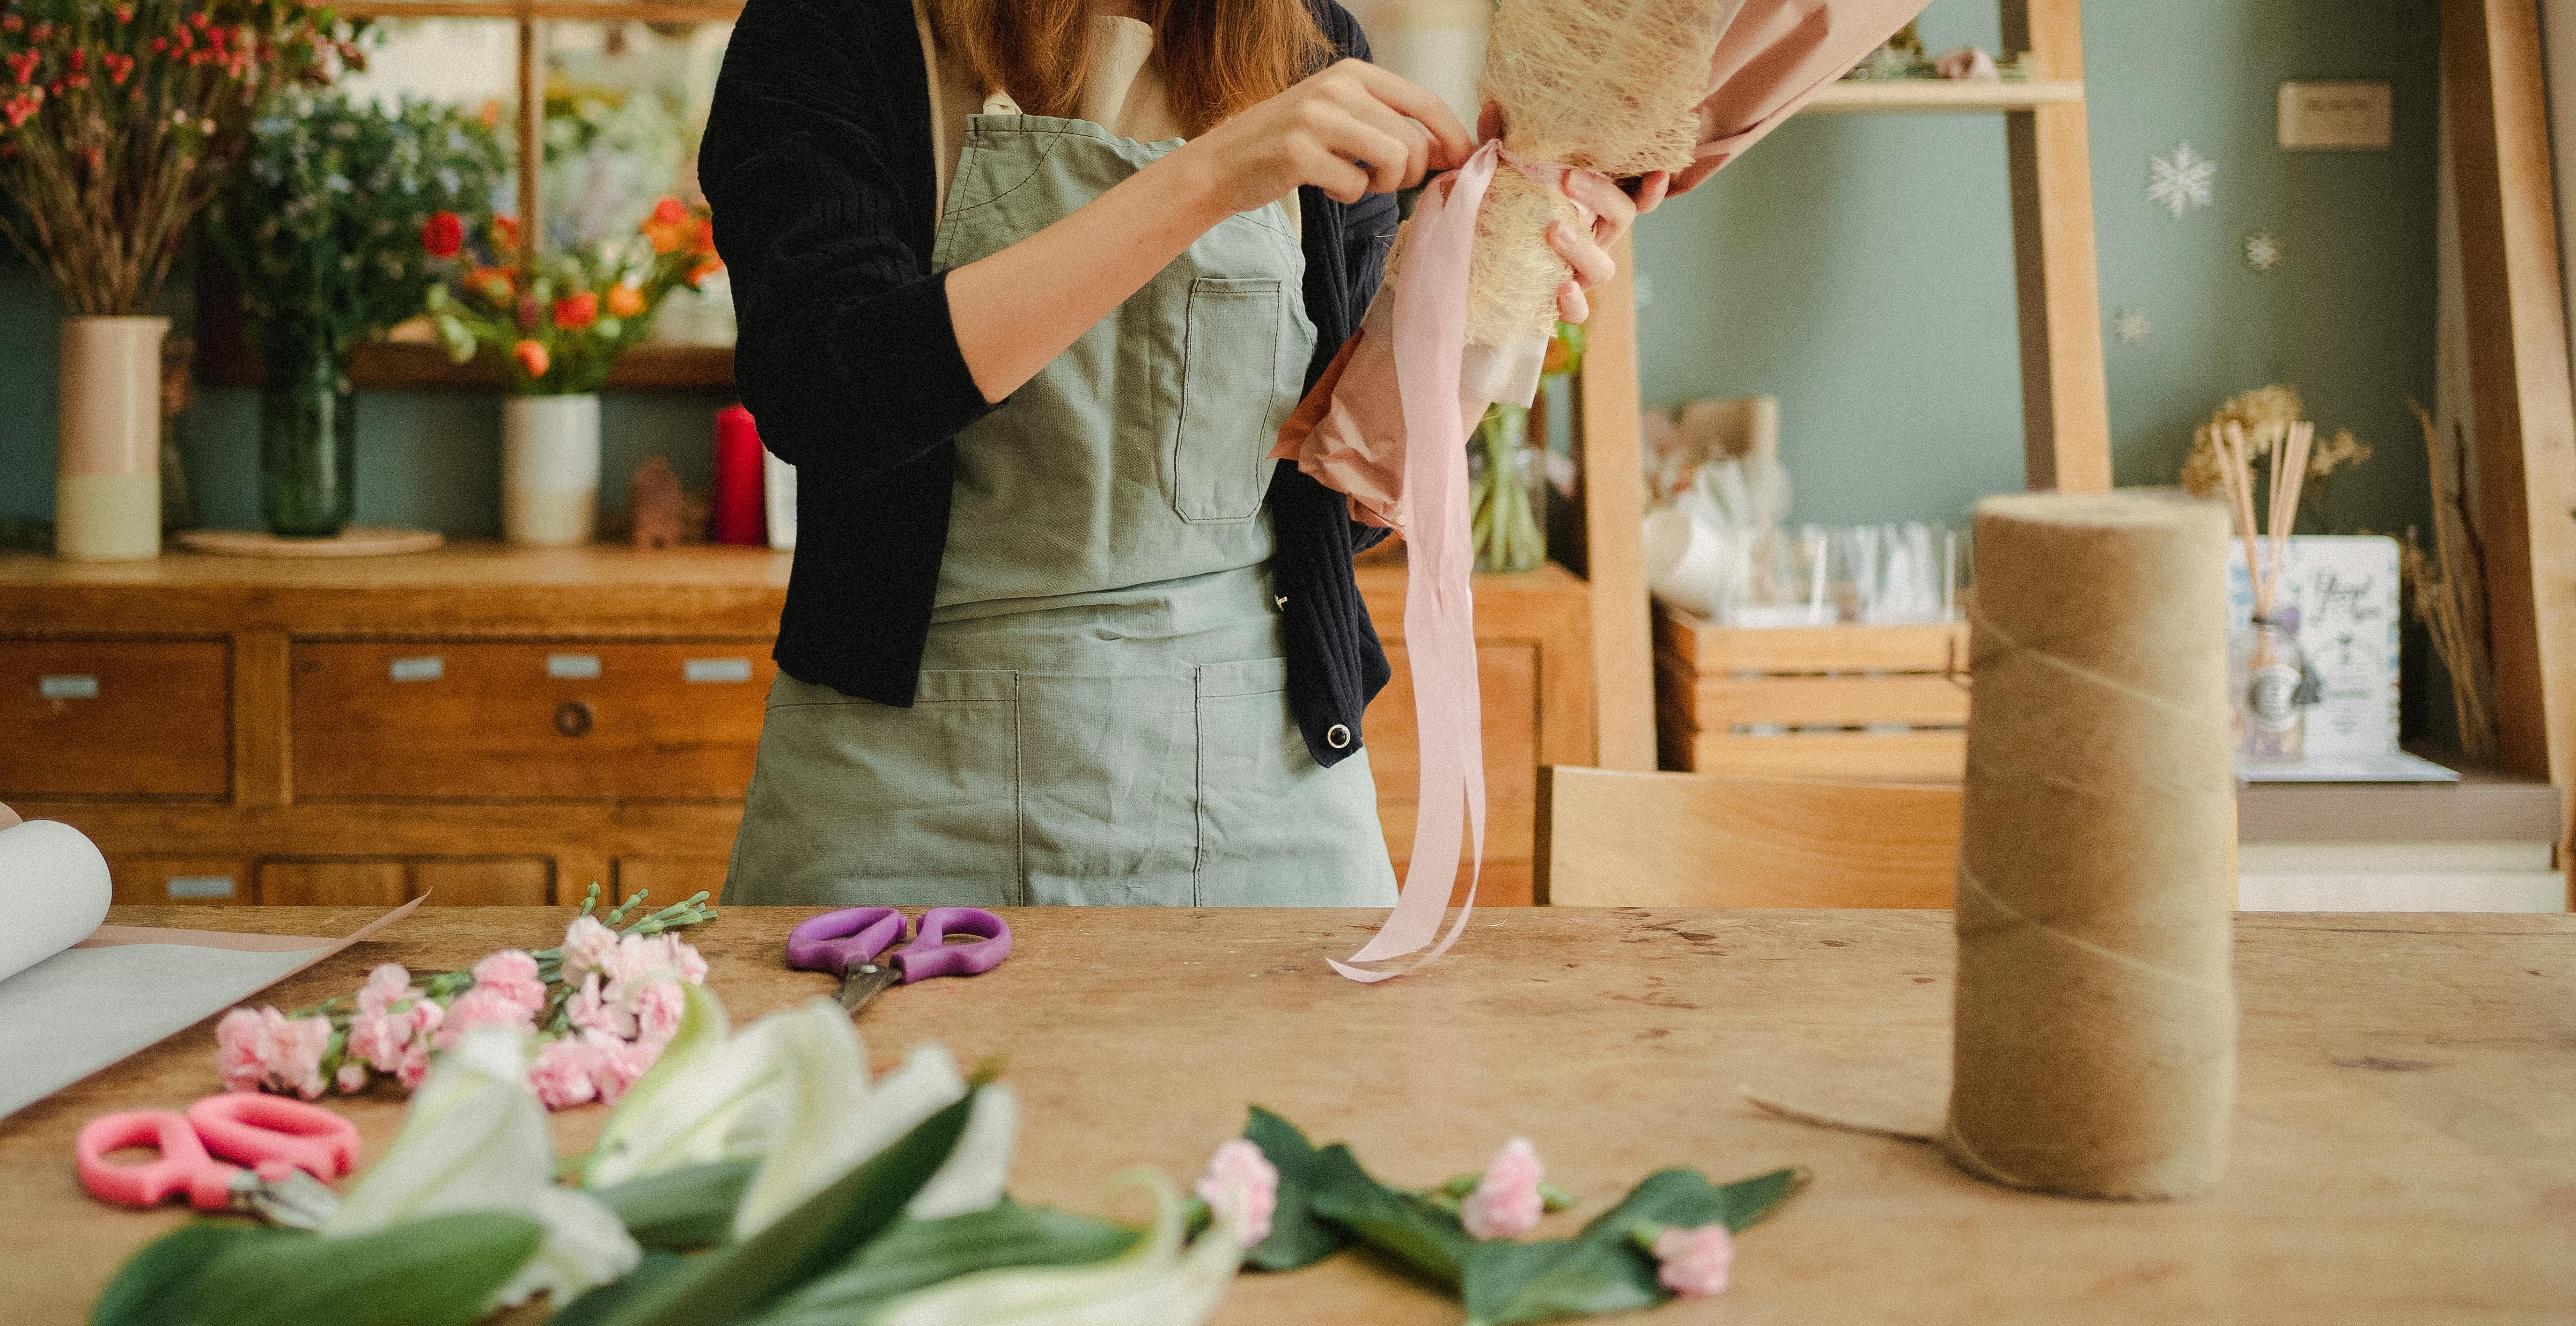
[77,1093,358,1228]
[785,906,1014,1014]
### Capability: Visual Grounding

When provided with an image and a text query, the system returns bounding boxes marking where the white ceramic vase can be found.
[501,393,601,547]
[55,316,168,562]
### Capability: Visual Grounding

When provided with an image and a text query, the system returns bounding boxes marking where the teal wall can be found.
[1636,0,2440,540]
[1,0,2442,547]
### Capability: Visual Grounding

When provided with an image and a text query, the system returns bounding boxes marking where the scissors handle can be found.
[785,906,907,977]
[893,906,1013,982]
[188,1093,359,1182]
[77,1110,234,1211]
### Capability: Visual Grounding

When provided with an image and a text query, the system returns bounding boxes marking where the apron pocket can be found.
[1171,275,1285,523]
[1191,657,1399,907]
[723,670,1022,906]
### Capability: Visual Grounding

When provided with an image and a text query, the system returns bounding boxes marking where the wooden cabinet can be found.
[0,639,230,798]
[291,641,772,800]
[0,545,1591,908]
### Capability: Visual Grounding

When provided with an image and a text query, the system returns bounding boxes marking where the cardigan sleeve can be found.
[701,0,998,477]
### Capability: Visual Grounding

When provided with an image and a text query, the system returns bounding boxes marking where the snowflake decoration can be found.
[2243,231,2282,273]
[2147,142,2216,217]
[2113,307,2151,345]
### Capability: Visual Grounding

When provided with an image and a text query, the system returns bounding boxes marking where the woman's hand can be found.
[1480,103,1671,324]
[1174,59,1475,214]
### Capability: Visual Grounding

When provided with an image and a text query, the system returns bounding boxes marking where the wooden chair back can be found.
[1534,766,1960,907]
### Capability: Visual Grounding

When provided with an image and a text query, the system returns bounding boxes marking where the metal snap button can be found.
[1326,723,1351,750]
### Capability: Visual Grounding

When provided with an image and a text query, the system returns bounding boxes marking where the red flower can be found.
[489,214,519,256]
[470,266,514,303]
[650,196,687,226]
[7,52,38,85]
[691,216,716,255]
[420,210,463,259]
[1,16,20,32]
[114,6,134,23]
[102,54,131,86]
[551,290,598,331]
[512,340,550,380]
[66,49,83,72]
[688,255,724,287]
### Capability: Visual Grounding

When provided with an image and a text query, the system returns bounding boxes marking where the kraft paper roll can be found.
[1946,493,2239,1198]
[0,819,114,985]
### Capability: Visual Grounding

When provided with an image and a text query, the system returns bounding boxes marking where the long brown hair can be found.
[924,0,1330,137]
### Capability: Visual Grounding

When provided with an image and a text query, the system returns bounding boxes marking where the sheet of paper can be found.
[0,898,421,1118]
[2237,749,2461,783]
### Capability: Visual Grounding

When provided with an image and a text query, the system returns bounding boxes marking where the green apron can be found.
[723,108,1398,909]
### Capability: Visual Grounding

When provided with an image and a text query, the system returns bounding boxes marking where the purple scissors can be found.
[784,906,1014,1014]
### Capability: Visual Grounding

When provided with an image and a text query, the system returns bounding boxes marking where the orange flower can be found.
[690,216,717,255]
[489,214,520,257]
[512,339,550,379]
[472,266,514,303]
[642,220,683,255]
[606,284,645,319]
[688,255,724,287]
[650,196,688,226]
[553,290,599,331]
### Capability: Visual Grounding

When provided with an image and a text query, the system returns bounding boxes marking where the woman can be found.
[705,0,1653,907]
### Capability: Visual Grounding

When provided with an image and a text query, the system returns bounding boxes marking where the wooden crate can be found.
[1653,599,1968,781]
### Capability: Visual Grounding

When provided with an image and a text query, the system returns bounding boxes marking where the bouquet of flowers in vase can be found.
[0,0,352,314]
[213,92,506,534]
[422,194,720,394]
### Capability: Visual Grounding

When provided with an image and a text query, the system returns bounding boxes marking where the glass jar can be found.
[260,345,358,538]
[1469,404,1547,573]
[2232,617,2308,764]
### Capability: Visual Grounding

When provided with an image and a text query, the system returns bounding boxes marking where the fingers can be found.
[1336,60,1473,167]
[1629,170,1672,217]
[1324,85,1432,191]
[1557,278,1589,325]
[1478,99,1504,145]
[1296,138,1372,205]
[1547,218,1615,290]
[1559,170,1637,246]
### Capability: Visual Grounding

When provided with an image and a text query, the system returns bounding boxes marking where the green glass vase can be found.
[260,346,357,538]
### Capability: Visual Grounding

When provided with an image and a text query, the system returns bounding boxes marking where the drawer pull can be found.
[165,874,237,900]
[684,657,753,684]
[389,656,445,683]
[555,700,595,737]
[38,674,99,699]
[546,653,602,679]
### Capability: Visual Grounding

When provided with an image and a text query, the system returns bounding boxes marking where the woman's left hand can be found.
[1480,102,1671,324]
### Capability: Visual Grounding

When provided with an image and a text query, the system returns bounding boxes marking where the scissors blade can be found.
[838,963,903,1014]
[238,1169,340,1230]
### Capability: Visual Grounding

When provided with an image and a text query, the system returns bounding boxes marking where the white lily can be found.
[866,1170,1243,1326]
[583,983,789,1188]
[321,1024,642,1308]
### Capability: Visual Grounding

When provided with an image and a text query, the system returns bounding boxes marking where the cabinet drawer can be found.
[257,857,551,905]
[291,641,774,800]
[0,639,229,798]
[1363,641,1541,868]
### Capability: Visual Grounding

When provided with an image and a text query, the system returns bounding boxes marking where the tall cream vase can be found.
[55,317,168,562]
[502,393,601,546]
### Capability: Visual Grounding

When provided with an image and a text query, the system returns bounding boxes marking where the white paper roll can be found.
[0,820,113,985]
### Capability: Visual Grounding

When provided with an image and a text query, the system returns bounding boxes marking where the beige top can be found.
[910,1,1295,239]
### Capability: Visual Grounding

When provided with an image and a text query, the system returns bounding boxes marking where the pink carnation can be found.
[469,949,548,1017]
[1461,1138,1546,1240]
[584,1030,660,1104]
[632,979,685,1046]
[335,1061,369,1093]
[1195,1139,1279,1244]
[396,1042,431,1090]
[1652,1224,1733,1298]
[558,915,620,985]
[566,972,629,1038]
[527,1036,601,1110]
[215,1007,334,1099]
[603,932,680,986]
[346,1009,411,1073]
[215,1007,267,1093]
[356,963,413,1017]
[433,985,536,1050]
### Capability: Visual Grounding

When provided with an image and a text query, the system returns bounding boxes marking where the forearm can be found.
[944,149,1238,403]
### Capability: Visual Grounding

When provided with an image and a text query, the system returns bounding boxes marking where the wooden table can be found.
[2,906,2570,1323]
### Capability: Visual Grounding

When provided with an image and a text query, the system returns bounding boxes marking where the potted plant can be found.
[0,0,346,560]
[212,93,505,538]
[423,196,719,546]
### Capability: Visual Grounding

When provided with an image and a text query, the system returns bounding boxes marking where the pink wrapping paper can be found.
[1285,0,1932,981]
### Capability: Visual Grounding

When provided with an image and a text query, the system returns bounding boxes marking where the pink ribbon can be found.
[1327,141,1512,983]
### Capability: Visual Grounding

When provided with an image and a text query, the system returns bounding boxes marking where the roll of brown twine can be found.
[1751,492,2239,1199]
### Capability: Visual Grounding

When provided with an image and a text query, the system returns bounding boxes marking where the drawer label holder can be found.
[389,656,445,683]
[165,874,238,900]
[683,657,754,684]
[38,674,100,699]
[547,654,603,679]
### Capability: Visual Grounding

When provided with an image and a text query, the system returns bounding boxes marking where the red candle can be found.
[710,404,767,546]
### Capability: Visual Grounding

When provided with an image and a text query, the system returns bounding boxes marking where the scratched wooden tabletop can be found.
[0,906,2568,1324]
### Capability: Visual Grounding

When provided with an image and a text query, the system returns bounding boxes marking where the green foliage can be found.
[194,1212,541,1326]
[590,1159,759,1250]
[1458,1167,1805,1325]
[215,92,506,370]
[91,1222,294,1326]
[1239,1106,1349,1271]
[748,1200,1145,1325]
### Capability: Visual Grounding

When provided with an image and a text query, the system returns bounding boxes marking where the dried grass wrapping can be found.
[1458,0,1731,345]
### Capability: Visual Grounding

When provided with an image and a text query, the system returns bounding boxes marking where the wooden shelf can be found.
[1802,78,2085,114]
[196,339,735,394]
[337,1,743,21]
[2237,760,2564,844]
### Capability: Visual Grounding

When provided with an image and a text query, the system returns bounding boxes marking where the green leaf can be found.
[748,1200,1143,1325]
[1239,1106,1349,1272]
[584,1096,975,1326]
[590,1160,758,1250]
[190,1212,544,1326]
[1458,1167,1808,1326]
[548,1251,693,1326]
[91,1222,294,1326]
[1304,1144,1474,1291]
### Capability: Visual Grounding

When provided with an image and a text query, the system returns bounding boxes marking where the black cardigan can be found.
[700,0,1396,766]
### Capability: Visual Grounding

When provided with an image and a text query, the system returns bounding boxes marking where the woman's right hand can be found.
[1174,59,1475,214]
